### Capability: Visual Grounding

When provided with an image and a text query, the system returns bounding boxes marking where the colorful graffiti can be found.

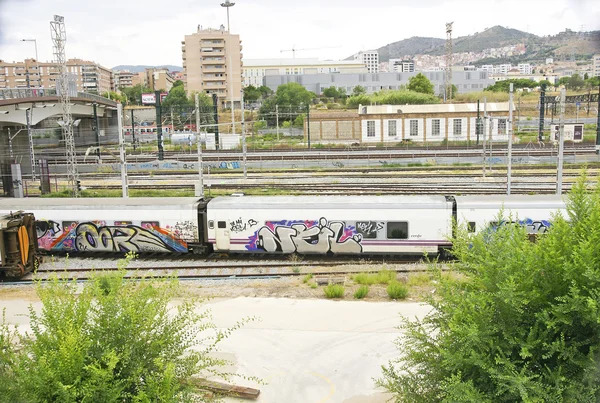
[246,218,362,254]
[490,218,552,234]
[35,220,188,253]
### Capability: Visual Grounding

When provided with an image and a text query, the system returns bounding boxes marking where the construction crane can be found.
[280,45,341,58]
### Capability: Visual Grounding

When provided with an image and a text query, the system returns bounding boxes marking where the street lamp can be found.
[220,0,236,134]
[21,39,39,88]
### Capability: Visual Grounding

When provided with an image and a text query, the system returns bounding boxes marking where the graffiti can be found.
[219,161,241,169]
[230,218,259,233]
[246,218,362,254]
[491,218,551,234]
[486,157,503,165]
[36,220,61,238]
[12,179,22,187]
[173,220,198,241]
[332,161,344,168]
[356,221,384,235]
[74,223,186,253]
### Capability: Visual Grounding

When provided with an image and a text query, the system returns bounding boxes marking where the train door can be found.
[215,219,230,250]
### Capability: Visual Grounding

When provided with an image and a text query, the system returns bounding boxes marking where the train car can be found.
[454,195,567,236]
[0,198,209,255]
[206,195,454,255]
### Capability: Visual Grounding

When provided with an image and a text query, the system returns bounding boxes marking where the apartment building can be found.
[389,59,415,73]
[352,50,379,73]
[593,54,600,77]
[0,58,112,93]
[145,68,175,92]
[243,58,367,87]
[182,25,243,108]
[114,70,135,89]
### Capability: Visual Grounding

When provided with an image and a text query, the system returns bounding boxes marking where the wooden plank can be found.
[189,377,260,399]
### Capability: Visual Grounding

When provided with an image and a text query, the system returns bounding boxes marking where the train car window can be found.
[114,221,132,226]
[141,221,160,228]
[217,221,227,229]
[62,221,76,231]
[355,221,378,239]
[208,220,215,229]
[387,222,408,239]
[468,222,476,233]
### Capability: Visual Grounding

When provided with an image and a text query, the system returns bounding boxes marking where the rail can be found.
[0,87,117,106]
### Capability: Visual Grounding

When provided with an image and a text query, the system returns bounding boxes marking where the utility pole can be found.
[276,104,279,141]
[444,22,453,102]
[306,103,311,149]
[595,83,600,155]
[51,15,78,197]
[483,97,487,178]
[557,88,566,194]
[195,93,204,198]
[538,85,546,143]
[241,89,247,179]
[507,83,513,195]
[155,90,164,160]
[476,100,480,145]
[221,1,236,135]
[25,108,36,180]
[117,103,128,198]
[212,93,220,150]
[93,102,101,159]
[131,109,137,151]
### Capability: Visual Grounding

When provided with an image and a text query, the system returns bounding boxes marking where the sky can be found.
[0,0,598,69]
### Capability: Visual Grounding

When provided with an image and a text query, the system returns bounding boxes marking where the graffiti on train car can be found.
[490,218,552,234]
[246,218,362,254]
[35,220,188,253]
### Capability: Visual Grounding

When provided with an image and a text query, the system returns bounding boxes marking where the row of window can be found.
[366,118,508,137]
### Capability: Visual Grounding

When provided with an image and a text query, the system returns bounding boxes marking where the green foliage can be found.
[558,74,585,91]
[346,90,440,108]
[386,281,408,299]
[172,79,184,88]
[100,91,127,103]
[302,273,313,283]
[243,85,262,102]
[323,284,345,298]
[353,270,396,285]
[485,78,539,92]
[407,73,435,95]
[161,84,191,108]
[353,285,369,299]
[352,85,366,96]
[120,84,152,105]
[322,86,346,100]
[1,260,252,402]
[379,174,600,402]
[258,83,313,125]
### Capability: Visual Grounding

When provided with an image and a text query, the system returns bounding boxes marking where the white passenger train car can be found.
[206,195,454,255]
[0,198,204,254]
[454,195,567,235]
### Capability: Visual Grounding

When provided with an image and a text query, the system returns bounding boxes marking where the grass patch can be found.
[309,283,318,289]
[323,284,345,299]
[353,270,396,286]
[353,285,369,299]
[387,281,409,300]
[407,273,432,287]
[302,273,313,283]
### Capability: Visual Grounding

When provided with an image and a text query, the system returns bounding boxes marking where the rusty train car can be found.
[0,211,39,278]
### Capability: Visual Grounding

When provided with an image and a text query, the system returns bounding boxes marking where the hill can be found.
[111,65,182,72]
[376,36,445,62]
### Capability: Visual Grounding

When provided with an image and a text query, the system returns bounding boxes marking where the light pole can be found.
[221,1,236,133]
[21,39,39,88]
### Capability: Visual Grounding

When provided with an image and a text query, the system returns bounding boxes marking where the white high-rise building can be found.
[353,50,379,73]
[389,59,415,73]
[518,63,532,75]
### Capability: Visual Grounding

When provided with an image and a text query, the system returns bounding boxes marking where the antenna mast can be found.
[50,15,79,196]
[445,22,453,102]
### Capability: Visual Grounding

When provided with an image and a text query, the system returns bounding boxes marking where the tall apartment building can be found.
[243,58,367,87]
[593,54,600,77]
[517,63,533,75]
[114,70,135,89]
[182,25,243,108]
[145,68,175,92]
[389,59,415,73]
[352,50,379,73]
[0,58,112,93]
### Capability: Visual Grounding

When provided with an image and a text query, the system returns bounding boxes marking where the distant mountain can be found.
[373,26,600,64]
[111,65,182,72]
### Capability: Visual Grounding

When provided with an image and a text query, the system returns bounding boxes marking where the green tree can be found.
[243,85,261,103]
[257,85,273,99]
[538,79,552,89]
[407,73,434,95]
[352,85,366,96]
[450,84,458,99]
[101,91,127,103]
[485,78,538,92]
[161,85,192,108]
[378,174,600,402]
[172,79,184,88]
[120,84,152,105]
[259,82,314,124]
[1,254,253,402]
[322,86,341,99]
[567,74,585,90]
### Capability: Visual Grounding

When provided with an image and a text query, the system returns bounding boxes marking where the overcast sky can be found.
[0,0,598,69]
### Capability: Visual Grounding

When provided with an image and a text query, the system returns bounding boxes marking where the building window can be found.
[498,119,507,135]
[388,120,397,137]
[367,120,376,137]
[387,222,409,239]
[431,119,441,136]
[453,119,462,136]
[410,119,418,136]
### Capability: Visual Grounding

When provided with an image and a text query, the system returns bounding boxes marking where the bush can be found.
[1,253,253,402]
[323,284,345,298]
[353,285,369,299]
[386,281,408,299]
[378,173,600,402]
[353,270,396,285]
[302,273,313,283]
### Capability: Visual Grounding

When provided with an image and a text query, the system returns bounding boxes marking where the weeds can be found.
[353,270,396,285]
[387,281,409,300]
[353,285,369,299]
[323,284,345,298]
[302,273,313,283]
[407,273,432,287]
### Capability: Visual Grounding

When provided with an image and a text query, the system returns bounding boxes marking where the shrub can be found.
[353,270,396,285]
[302,273,313,283]
[323,284,345,298]
[353,285,369,299]
[386,281,408,299]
